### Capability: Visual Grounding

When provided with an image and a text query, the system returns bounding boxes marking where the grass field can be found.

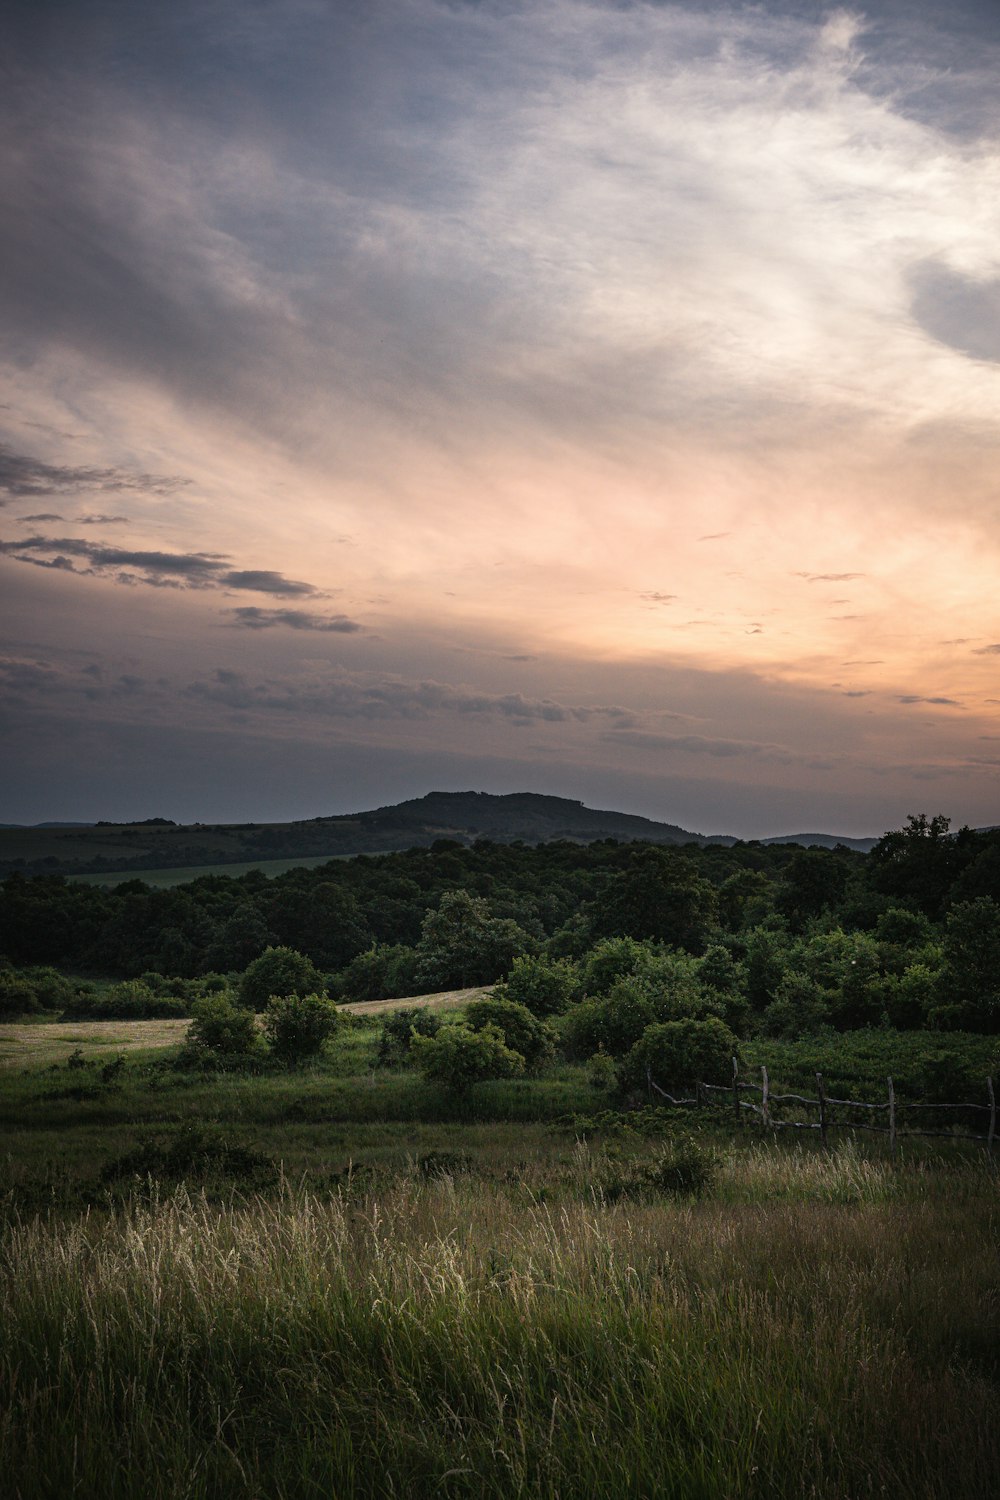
[2,1006,998,1498]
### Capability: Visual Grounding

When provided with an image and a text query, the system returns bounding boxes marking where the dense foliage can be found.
[2,815,1000,1047]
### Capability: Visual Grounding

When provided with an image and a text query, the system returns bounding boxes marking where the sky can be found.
[2,0,1000,838]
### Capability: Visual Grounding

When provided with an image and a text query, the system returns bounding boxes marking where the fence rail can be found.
[646,1061,997,1152]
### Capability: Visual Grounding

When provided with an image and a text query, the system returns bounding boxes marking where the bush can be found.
[0,972,44,1019]
[262,993,339,1067]
[375,1007,441,1067]
[239,946,323,1011]
[184,994,260,1061]
[617,1017,740,1094]
[411,1022,525,1094]
[494,955,576,1016]
[560,981,655,1059]
[63,981,188,1020]
[759,971,831,1040]
[465,996,554,1070]
[21,966,77,1012]
[335,944,422,1002]
[586,1048,616,1092]
[578,937,653,998]
[604,1135,717,1201]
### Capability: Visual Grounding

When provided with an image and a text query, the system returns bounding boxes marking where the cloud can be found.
[227,607,363,633]
[77,512,129,525]
[909,260,1000,364]
[19,512,63,522]
[897,695,963,707]
[185,666,634,728]
[640,592,677,604]
[0,533,322,598]
[796,572,866,583]
[972,643,1000,655]
[602,726,834,770]
[0,444,187,503]
[222,571,319,598]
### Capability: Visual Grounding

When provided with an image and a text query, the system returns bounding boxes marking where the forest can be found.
[2,812,999,1042]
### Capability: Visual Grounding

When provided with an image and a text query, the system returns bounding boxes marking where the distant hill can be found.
[0,790,881,877]
[760,832,879,853]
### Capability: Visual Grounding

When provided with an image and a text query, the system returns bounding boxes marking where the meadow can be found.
[1,1008,998,1499]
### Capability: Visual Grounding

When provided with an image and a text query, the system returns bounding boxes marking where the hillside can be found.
[0,790,885,877]
[0,791,738,876]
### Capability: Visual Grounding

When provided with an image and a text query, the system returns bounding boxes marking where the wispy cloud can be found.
[0,534,321,598]
[227,607,363,633]
[185,667,634,728]
[0,445,186,504]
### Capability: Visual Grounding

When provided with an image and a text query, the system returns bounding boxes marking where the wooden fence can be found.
[647,1060,997,1153]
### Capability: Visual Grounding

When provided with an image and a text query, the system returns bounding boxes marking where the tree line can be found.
[1,813,999,1036]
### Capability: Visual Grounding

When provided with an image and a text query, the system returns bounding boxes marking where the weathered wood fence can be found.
[647,1060,997,1153]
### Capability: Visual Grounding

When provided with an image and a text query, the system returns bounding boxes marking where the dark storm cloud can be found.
[227,607,363,633]
[0,444,186,502]
[0,533,323,598]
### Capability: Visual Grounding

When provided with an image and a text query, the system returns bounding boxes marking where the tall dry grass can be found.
[1,1144,998,1498]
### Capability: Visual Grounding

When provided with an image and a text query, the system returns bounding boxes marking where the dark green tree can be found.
[238,946,323,1011]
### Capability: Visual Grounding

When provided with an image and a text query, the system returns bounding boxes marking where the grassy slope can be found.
[1,1010,998,1499]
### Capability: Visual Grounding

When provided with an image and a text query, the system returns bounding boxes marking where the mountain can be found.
[0,790,880,877]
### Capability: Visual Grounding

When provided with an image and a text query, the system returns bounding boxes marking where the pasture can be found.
[1,1003,998,1499]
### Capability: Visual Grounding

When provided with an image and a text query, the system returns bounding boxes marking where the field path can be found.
[0,987,491,1067]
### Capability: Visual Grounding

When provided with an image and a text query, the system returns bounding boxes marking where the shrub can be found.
[586,1048,616,1092]
[184,993,260,1061]
[239,946,322,1011]
[494,954,576,1016]
[336,944,421,1002]
[560,980,655,1060]
[0,972,44,1019]
[617,1017,740,1094]
[578,937,653,998]
[465,996,554,1070]
[604,1135,718,1201]
[21,965,76,1011]
[759,971,831,1039]
[100,1126,277,1190]
[375,1007,441,1067]
[411,1022,525,1093]
[262,992,339,1067]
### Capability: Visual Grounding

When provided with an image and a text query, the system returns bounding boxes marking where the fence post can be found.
[988,1076,996,1158]
[816,1072,827,1148]
[761,1065,770,1130]
[887,1076,896,1152]
[732,1056,741,1128]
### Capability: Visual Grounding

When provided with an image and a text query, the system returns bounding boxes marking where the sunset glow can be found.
[3,0,1000,835]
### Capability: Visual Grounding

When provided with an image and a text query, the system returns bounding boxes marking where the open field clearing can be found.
[2,1001,998,1498]
[1,1151,998,1499]
[0,1017,190,1067]
[0,990,489,1068]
